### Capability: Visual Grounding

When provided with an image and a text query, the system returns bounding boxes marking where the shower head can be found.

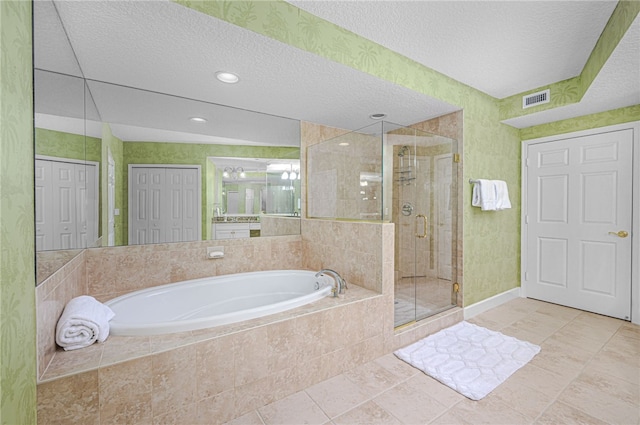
[398,145,410,157]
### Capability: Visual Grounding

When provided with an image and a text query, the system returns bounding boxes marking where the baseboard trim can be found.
[464,287,522,319]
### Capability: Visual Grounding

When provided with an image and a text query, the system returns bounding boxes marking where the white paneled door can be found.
[129,166,200,245]
[35,157,98,251]
[524,129,633,320]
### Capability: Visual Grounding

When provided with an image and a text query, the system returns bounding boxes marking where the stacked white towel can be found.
[56,295,115,351]
[472,179,511,211]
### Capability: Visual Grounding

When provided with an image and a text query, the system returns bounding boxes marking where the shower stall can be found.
[307,121,458,327]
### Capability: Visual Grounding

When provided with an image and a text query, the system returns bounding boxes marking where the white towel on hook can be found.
[494,180,511,210]
[471,179,497,211]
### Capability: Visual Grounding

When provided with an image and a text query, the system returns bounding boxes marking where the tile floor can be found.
[224,297,640,425]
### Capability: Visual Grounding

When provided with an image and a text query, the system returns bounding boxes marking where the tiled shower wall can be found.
[411,111,464,307]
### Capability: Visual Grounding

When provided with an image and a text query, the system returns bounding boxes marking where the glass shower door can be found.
[391,127,457,327]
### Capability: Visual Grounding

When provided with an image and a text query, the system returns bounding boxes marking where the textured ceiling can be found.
[35,0,457,145]
[504,13,640,128]
[34,0,637,144]
[289,0,619,98]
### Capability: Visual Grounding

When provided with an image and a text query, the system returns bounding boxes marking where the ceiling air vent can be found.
[522,89,550,109]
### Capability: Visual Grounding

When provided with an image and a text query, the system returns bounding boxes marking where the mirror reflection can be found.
[35,73,302,253]
[33,0,303,284]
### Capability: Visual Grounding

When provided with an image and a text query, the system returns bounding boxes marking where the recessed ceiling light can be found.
[215,71,239,84]
[369,113,386,120]
[339,142,350,146]
[190,117,207,123]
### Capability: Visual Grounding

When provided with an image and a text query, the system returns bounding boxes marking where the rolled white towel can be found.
[56,295,115,351]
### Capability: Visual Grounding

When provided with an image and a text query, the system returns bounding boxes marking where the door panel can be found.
[525,129,633,320]
[181,168,199,242]
[129,166,200,244]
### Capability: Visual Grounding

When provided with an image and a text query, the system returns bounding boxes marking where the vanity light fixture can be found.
[215,71,240,84]
[223,166,245,180]
[281,171,289,180]
[190,117,207,123]
[369,113,386,120]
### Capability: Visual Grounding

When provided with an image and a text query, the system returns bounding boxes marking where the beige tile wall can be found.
[301,219,393,294]
[36,251,87,380]
[36,236,302,381]
[84,236,302,302]
[260,215,301,237]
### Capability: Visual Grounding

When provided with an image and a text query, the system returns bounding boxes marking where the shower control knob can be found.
[401,203,414,216]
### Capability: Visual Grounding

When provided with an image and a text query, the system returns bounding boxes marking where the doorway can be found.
[128,165,201,245]
[522,124,637,321]
[35,156,99,250]
[392,131,458,327]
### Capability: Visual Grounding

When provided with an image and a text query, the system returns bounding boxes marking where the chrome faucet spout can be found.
[315,269,346,297]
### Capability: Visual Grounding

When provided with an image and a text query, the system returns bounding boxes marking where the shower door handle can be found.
[416,214,428,238]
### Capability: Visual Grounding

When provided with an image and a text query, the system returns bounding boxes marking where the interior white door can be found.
[435,154,452,280]
[51,161,78,249]
[130,167,164,244]
[129,166,200,245]
[525,129,633,320]
[165,168,199,243]
[35,158,98,250]
[245,188,255,214]
[227,191,239,214]
[78,162,99,248]
[180,168,199,242]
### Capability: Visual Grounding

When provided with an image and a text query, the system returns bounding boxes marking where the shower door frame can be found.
[391,127,458,328]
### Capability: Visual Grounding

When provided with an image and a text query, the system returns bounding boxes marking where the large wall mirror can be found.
[34,1,302,284]
[34,0,459,284]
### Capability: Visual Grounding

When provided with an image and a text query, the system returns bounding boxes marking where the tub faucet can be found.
[315,269,346,297]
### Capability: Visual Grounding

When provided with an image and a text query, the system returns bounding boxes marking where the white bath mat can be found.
[394,321,540,400]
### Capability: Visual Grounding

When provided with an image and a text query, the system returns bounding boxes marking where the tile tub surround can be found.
[37,288,463,425]
[36,251,87,380]
[37,286,387,424]
[36,235,303,381]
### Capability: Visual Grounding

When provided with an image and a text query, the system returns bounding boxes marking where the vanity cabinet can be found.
[213,222,261,239]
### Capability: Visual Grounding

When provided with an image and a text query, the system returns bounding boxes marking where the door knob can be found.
[608,230,629,238]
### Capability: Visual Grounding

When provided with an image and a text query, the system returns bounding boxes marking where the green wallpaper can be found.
[35,127,101,163]
[521,104,640,140]
[499,1,640,120]
[123,141,299,243]
[101,124,125,246]
[174,0,523,306]
[0,1,37,423]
